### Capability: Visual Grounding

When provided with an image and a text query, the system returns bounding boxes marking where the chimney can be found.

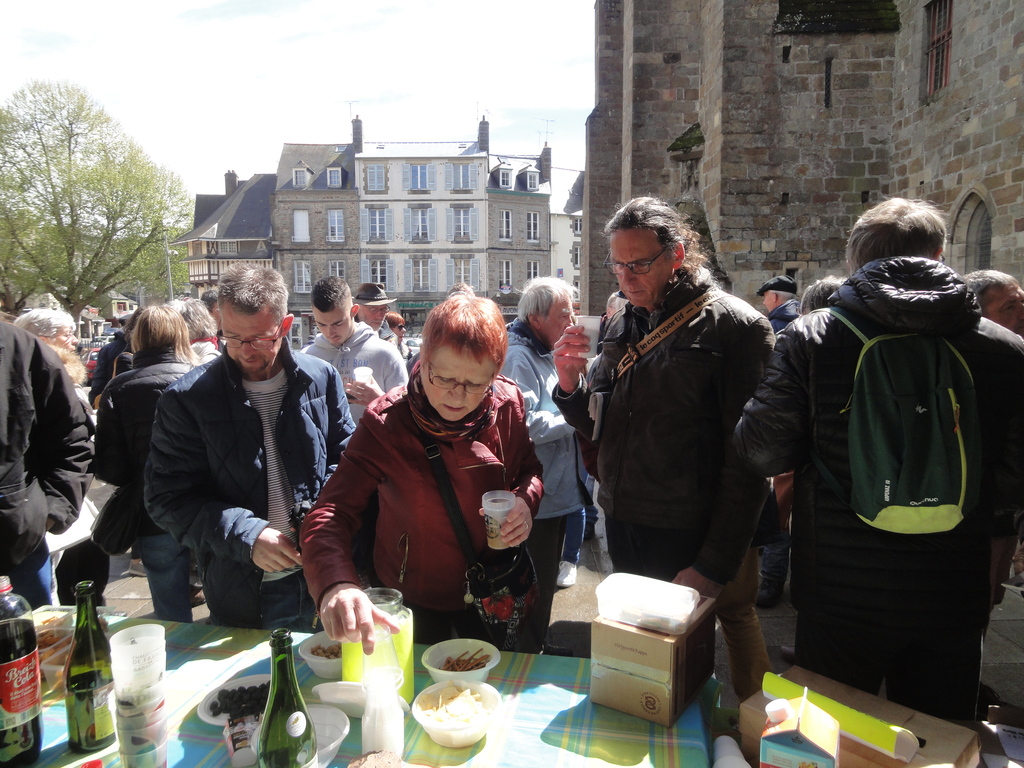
[478,117,489,154]
[352,116,363,154]
[540,144,552,184]
[224,170,238,195]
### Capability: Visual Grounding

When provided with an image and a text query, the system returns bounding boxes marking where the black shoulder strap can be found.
[416,432,479,570]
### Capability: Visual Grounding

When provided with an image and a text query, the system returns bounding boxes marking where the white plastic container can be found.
[595,573,699,634]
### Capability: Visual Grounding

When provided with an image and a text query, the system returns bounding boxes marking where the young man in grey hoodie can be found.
[301,277,408,422]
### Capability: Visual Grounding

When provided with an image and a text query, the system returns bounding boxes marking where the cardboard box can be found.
[739,667,980,768]
[761,697,840,768]
[590,595,715,726]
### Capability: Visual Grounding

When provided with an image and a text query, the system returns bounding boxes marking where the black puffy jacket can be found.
[93,347,193,537]
[0,324,93,570]
[735,257,1024,631]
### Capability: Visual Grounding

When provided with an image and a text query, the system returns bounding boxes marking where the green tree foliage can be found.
[0,80,192,316]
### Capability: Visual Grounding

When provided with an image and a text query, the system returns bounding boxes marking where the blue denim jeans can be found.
[9,538,52,608]
[137,532,193,623]
[759,530,791,584]
[259,570,317,632]
[560,508,586,565]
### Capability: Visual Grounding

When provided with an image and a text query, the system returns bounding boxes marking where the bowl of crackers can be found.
[298,631,343,679]
[412,679,502,748]
[421,638,500,684]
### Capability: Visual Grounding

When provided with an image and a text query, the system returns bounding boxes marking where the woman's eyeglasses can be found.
[427,364,490,395]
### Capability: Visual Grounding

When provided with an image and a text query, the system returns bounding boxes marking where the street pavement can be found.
[94,480,1024,711]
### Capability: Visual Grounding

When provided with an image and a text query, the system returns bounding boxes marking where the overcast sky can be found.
[1,0,595,196]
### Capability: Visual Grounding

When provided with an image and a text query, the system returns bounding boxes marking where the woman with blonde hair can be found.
[93,305,197,621]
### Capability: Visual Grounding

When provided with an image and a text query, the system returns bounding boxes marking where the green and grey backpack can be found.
[812,307,981,534]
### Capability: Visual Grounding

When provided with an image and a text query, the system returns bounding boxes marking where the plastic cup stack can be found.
[109,624,168,768]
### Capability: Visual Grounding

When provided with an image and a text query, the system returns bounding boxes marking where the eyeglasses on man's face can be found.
[604,245,669,275]
[427,364,491,395]
[217,330,283,350]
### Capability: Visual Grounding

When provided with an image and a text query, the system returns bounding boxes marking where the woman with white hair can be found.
[14,308,109,604]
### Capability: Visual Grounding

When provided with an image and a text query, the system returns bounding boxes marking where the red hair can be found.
[421,295,507,370]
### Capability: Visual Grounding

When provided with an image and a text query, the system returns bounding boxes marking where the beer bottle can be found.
[64,581,115,752]
[258,628,315,768]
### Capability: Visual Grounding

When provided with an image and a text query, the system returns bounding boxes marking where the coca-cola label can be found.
[0,649,41,728]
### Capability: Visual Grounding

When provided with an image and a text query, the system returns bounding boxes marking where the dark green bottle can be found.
[258,628,315,768]
[63,581,115,752]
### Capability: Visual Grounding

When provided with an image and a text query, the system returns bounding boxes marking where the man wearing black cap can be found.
[353,282,397,343]
[756,275,800,333]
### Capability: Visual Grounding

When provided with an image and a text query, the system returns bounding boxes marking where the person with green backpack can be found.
[735,197,1024,720]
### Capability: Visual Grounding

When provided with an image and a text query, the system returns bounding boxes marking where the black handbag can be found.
[90,483,143,556]
[418,434,538,651]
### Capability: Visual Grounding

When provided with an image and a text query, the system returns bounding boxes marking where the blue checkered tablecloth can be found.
[36,620,716,767]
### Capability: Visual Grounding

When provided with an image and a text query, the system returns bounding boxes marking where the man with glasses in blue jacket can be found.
[552,196,774,700]
[146,265,354,630]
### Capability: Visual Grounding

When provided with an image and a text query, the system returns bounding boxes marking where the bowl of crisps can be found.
[421,638,500,684]
[412,679,502,748]
[298,631,343,679]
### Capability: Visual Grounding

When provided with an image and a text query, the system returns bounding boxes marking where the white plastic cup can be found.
[482,491,516,550]
[353,366,373,383]
[110,624,166,699]
[576,316,602,359]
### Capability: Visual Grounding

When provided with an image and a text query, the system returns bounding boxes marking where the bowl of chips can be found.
[412,679,502,748]
[297,631,343,679]
[421,639,500,684]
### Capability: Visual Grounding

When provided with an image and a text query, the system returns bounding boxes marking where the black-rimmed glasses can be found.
[217,330,283,350]
[604,246,668,275]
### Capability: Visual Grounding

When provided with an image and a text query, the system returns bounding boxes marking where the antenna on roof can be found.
[535,118,555,145]
[345,101,360,120]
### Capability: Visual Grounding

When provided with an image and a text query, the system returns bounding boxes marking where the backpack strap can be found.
[809,307,880,505]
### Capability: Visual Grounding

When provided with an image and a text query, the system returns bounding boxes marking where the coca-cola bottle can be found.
[0,575,42,766]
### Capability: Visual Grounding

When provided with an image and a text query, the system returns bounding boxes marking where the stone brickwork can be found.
[271,190,360,316]
[586,0,1024,306]
[890,0,1024,275]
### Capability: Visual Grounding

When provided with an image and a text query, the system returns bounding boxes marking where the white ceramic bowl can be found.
[297,632,343,679]
[421,639,500,684]
[412,679,501,749]
[252,704,349,768]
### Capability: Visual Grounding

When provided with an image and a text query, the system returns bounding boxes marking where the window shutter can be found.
[469,164,478,189]
[446,259,455,290]
[402,164,411,190]
[428,208,437,241]
[445,164,454,190]
[446,208,454,242]
[385,208,394,241]
[293,210,310,242]
[427,164,436,190]
[404,259,413,292]
[386,260,397,293]
[360,259,370,283]
[470,258,481,291]
[469,208,479,241]
[360,209,369,241]
[403,208,412,241]
[429,259,439,292]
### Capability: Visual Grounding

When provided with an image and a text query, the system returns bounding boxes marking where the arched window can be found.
[965,202,992,271]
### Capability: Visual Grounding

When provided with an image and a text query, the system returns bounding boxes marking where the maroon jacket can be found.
[301,376,543,612]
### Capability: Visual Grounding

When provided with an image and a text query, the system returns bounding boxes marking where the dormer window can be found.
[327,168,343,187]
[526,171,539,192]
[499,169,512,189]
[293,168,310,188]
